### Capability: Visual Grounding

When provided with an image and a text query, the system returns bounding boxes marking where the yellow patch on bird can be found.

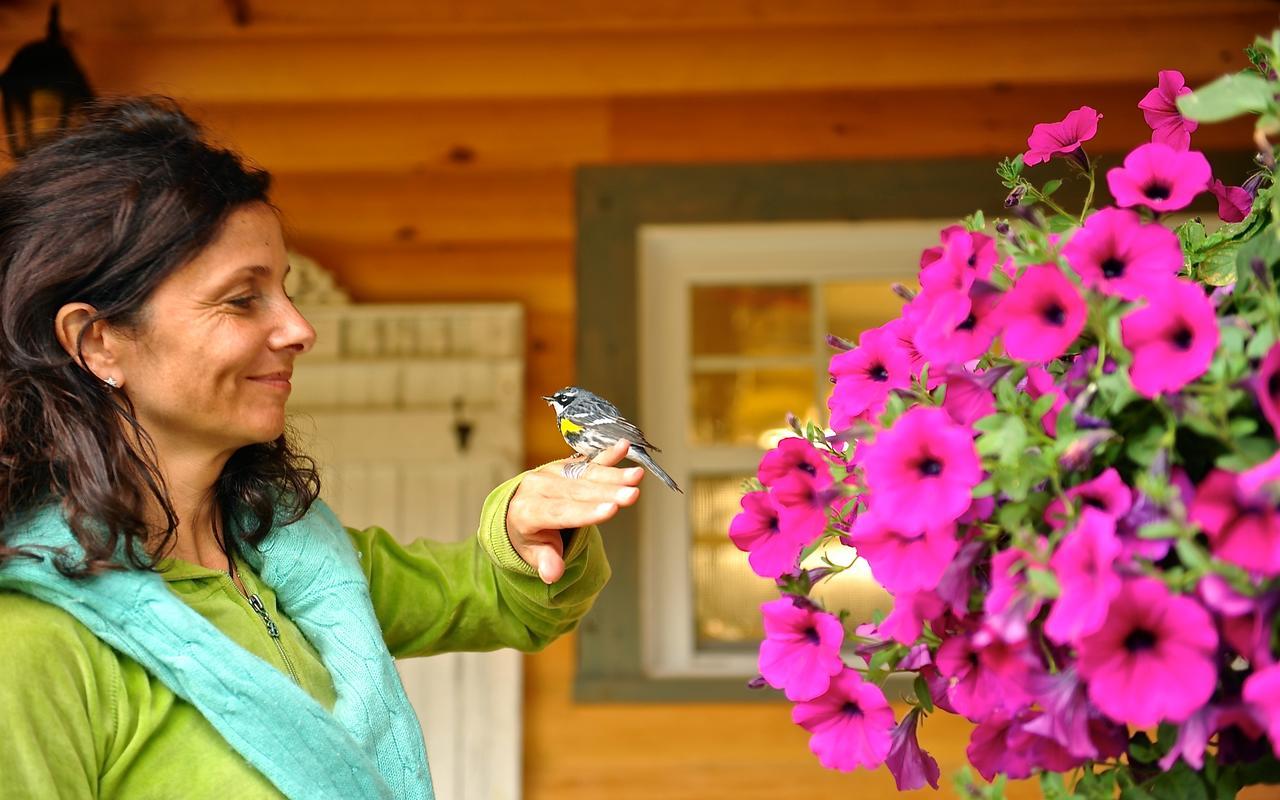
[559,417,585,435]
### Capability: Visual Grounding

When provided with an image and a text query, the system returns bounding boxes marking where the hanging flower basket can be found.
[732,31,1280,798]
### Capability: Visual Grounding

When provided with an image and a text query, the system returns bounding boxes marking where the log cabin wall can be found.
[1,2,1275,797]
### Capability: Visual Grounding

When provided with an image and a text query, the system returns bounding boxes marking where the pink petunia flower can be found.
[983,547,1044,644]
[1199,575,1279,667]
[879,590,946,645]
[846,509,959,595]
[828,324,914,429]
[1242,449,1280,496]
[1025,366,1067,436]
[1257,343,1280,439]
[792,667,896,771]
[1189,469,1280,575]
[1060,208,1183,300]
[1044,467,1134,527]
[967,716,1034,781]
[729,491,809,579]
[1210,178,1253,223]
[757,437,832,488]
[1044,509,1124,645]
[997,264,1087,362]
[1023,666,1103,759]
[885,708,941,791]
[912,284,1003,367]
[1138,70,1199,151]
[1076,577,1218,727]
[969,711,1097,781]
[941,368,997,428]
[1121,278,1219,398]
[882,316,929,381]
[1023,106,1102,167]
[758,597,845,701]
[936,537,985,615]
[771,471,838,544]
[1243,663,1280,756]
[919,226,997,294]
[861,406,983,531]
[936,632,1036,723]
[1158,704,1218,771]
[1106,142,1211,212]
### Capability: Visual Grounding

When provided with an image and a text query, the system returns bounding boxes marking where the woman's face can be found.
[115,202,315,458]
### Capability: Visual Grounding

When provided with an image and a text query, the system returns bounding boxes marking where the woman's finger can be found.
[593,439,630,467]
[523,498,620,531]
[555,478,639,505]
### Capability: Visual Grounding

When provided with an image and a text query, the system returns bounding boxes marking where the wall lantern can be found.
[0,3,94,158]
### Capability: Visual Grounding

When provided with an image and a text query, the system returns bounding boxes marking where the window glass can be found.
[690,284,811,357]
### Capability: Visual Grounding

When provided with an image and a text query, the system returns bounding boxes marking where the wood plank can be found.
[523,637,1042,799]
[187,99,609,173]
[0,15,1269,102]
[610,84,1261,163]
[2,0,1271,38]
[270,169,573,247]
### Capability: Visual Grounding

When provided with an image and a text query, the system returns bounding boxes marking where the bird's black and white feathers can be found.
[542,386,682,493]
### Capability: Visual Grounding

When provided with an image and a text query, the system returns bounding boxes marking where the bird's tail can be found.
[629,446,683,493]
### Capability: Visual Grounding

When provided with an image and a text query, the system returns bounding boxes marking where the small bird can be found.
[542,386,682,493]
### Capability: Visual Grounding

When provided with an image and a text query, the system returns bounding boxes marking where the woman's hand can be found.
[506,440,643,584]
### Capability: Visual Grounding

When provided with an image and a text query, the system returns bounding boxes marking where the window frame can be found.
[639,221,955,679]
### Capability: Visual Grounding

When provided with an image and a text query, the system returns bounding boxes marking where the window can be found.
[638,221,945,678]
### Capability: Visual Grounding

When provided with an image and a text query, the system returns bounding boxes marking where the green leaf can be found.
[1040,772,1075,800]
[1178,219,1208,252]
[1138,520,1183,540]
[1178,71,1275,122]
[1026,567,1061,598]
[965,209,986,231]
[1076,770,1119,800]
[1042,178,1063,197]
[1146,760,1211,800]
[912,675,934,713]
[1031,393,1059,420]
[1176,537,1211,572]
[1247,327,1278,359]
[1216,436,1279,471]
[1200,242,1242,286]
[1129,732,1159,764]
[972,478,997,498]
[1231,417,1259,437]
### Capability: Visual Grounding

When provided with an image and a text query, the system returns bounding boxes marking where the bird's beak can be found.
[541,395,553,403]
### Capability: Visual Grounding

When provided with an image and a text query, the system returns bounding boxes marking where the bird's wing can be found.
[593,418,662,452]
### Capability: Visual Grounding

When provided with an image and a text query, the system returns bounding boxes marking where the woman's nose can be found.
[272,299,316,354]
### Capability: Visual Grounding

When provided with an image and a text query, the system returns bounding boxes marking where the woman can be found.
[0,97,640,799]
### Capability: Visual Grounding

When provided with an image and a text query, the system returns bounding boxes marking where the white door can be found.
[288,303,525,800]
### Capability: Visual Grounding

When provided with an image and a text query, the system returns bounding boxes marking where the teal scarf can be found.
[0,500,434,800]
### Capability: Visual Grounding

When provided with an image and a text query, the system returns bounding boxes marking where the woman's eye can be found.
[227,294,260,309]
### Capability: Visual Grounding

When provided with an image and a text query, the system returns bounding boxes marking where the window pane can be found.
[691,284,811,357]
[690,476,894,651]
[691,475,772,647]
[823,279,910,343]
[691,368,815,446]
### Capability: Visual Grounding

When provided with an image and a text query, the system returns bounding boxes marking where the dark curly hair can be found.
[0,96,320,575]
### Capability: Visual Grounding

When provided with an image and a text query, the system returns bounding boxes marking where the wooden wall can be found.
[1,2,1275,797]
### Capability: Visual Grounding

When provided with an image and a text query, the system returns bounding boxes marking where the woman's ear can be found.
[54,303,123,386]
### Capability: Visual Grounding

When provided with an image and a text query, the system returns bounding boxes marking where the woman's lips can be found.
[248,372,292,390]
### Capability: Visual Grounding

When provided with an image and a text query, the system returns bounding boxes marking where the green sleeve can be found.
[347,472,611,659]
[0,592,114,799]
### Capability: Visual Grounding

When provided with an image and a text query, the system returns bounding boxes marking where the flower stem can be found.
[1079,164,1097,224]
[1026,183,1075,220]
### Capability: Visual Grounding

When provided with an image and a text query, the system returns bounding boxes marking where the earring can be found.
[104,376,120,389]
